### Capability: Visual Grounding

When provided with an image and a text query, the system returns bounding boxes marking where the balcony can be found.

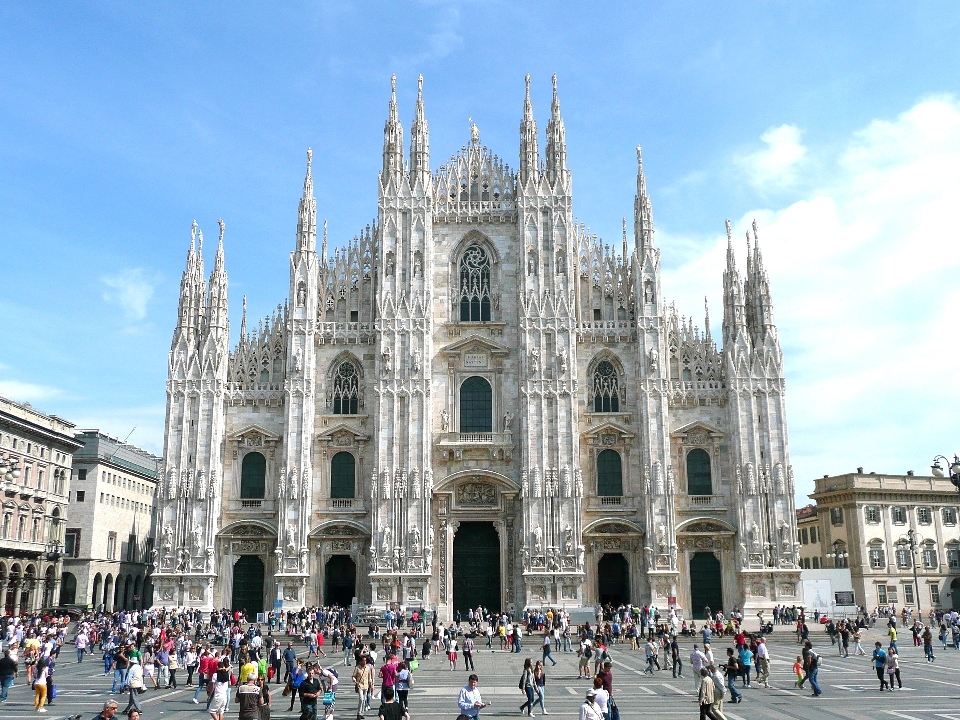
[240,499,263,509]
[317,498,367,515]
[585,496,636,513]
[436,432,514,461]
[681,494,728,511]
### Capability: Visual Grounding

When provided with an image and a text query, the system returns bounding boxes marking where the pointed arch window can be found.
[459,245,491,322]
[592,360,620,412]
[330,452,356,499]
[597,449,623,497]
[240,452,266,499]
[332,360,360,414]
[686,449,712,496]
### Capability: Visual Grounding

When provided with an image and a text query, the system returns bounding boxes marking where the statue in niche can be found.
[296,281,306,307]
[644,546,654,571]
[574,469,584,497]
[556,251,565,275]
[410,470,421,499]
[423,469,433,496]
[381,348,392,377]
[409,526,421,554]
[439,409,449,432]
[167,470,177,500]
[561,467,571,498]
[578,544,585,569]
[750,523,761,553]
[563,526,573,555]
[412,350,422,376]
[192,527,203,554]
[385,252,395,276]
[285,526,297,556]
[381,472,391,499]
[779,523,791,550]
[196,472,206,500]
[370,472,377,499]
[520,543,530,571]
[295,348,303,373]
[520,470,528,499]
[380,525,391,555]
[533,467,542,498]
[529,348,541,374]
[666,466,675,494]
[557,348,568,376]
[644,279,655,304]
[735,465,743,494]
[533,525,543,553]
[527,251,537,276]
[548,548,560,572]
[289,471,299,500]
[161,525,173,553]
[652,461,663,495]
[413,253,422,278]
[392,548,401,572]
[425,538,433,571]
[746,463,756,495]
[656,523,667,553]
[502,411,513,432]
[648,347,659,373]
[739,542,749,568]
[176,549,189,573]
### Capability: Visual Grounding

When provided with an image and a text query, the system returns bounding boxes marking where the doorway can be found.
[598,553,630,606]
[453,522,501,614]
[689,552,723,617]
[324,555,357,607]
[231,556,266,614]
[952,578,960,611]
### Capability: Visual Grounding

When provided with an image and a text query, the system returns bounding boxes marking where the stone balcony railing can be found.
[436,431,514,462]
[584,496,637,512]
[681,494,727,510]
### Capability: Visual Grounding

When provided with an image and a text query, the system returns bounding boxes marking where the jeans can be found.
[924,643,935,661]
[520,685,535,715]
[193,675,208,701]
[344,647,352,665]
[104,654,114,674]
[112,667,128,693]
[77,648,86,663]
[808,667,822,696]
[464,651,475,670]
[0,675,14,701]
[741,666,751,686]
[356,687,370,716]
[727,674,741,701]
[542,647,557,666]
[533,684,546,713]
[672,657,683,677]
[563,637,572,652]
[301,701,318,720]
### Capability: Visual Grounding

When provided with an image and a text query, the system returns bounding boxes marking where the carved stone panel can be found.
[456,481,497,506]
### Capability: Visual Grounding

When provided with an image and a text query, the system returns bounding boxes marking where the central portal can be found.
[689,551,723,617]
[231,555,265,614]
[453,521,501,614]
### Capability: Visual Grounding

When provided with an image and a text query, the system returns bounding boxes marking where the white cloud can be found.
[100,268,160,320]
[0,379,62,403]
[663,97,960,500]
[737,123,807,188]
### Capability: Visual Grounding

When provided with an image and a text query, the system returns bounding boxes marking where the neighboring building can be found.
[796,504,823,569]
[0,396,80,613]
[63,431,162,610]
[153,75,802,616]
[810,471,960,612]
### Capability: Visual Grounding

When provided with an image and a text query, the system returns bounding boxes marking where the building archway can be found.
[133,576,143,609]
[92,573,103,609]
[231,555,266,614]
[952,578,960,611]
[61,572,77,605]
[124,575,133,610]
[453,522,501,614]
[598,553,630,606]
[324,555,356,607]
[689,552,723,618]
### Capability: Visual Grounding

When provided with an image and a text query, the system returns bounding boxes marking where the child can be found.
[793,655,804,687]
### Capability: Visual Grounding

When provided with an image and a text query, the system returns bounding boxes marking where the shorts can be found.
[579,658,589,668]
[208,697,229,714]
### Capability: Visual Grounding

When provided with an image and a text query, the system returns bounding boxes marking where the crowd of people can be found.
[0,601,958,718]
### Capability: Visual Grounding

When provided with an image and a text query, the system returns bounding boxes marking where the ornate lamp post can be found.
[831,540,848,569]
[896,529,923,617]
[0,453,22,482]
[931,454,960,500]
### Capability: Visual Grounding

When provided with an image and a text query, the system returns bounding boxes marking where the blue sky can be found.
[1,2,958,503]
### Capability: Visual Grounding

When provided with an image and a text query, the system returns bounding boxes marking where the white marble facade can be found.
[151,75,802,617]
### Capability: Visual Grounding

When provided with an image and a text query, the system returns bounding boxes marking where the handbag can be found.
[410,659,418,671]
[51,684,58,699]
[609,696,621,720]
[322,691,335,706]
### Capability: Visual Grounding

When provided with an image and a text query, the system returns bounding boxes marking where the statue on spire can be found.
[469,117,479,144]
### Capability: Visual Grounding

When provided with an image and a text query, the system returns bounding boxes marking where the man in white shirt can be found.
[579,688,604,720]
[689,644,707,693]
[755,638,770,687]
[457,674,486,719]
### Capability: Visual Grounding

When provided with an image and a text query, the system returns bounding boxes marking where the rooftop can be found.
[811,471,959,498]
[73,430,162,480]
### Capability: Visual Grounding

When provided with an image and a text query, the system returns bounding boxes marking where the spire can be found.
[622,218,628,260]
[381,74,404,184]
[177,221,202,332]
[321,219,328,264]
[196,228,205,278]
[634,146,654,253]
[747,218,776,339]
[721,218,747,348]
[704,296,711,341]
[296,148,317,253]
[207,218,228,331]
[519,74,539,184]
[409,75,430,184]
[545,73,567,186]
[239,295,248,338]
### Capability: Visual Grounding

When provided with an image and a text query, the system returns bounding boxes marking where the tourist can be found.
[0,648,19,702]
[298,666,322,720]
[519,657,536,716]
[670,636,683,678]
[448,635,459,670]
[353,653,375,718]
[801,640,822,697]
[257,675,272,720]
[33,656,50,712]
[532,659,548,715]
[723,648,741,704]
[541,632,557,666]
[457,673,486,720]
[698,668,720,720]
[120,657,144,716]
[689,644,707,693]
[395,660,411,714]
[579,688,603,720]
[93,700,119,720]
[208,659,231,720]
[872,641,889,691]
[377,686,408,720]
[885,644,902,690]
[237,673,263,720]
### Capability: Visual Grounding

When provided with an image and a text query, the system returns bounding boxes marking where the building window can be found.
[946,545,959,569]
[931,584,941,606]
[922,544,937,569]
[892,506,906,524]
[877,584,888,604]
[107,532,117,560]
[17,515,25,540]
[869,544,886,569]
[75,491,85,502]
[332,360,360,415]
[591,360,620,412]
[886,585,899,604]
[31,517,40,542]
[596,449,623,497]
[812,557,821,569]
[943,507,958,525]
[64,528,80,558]
[865,506,880,524]
[896,546,912,568]
[330,452,356,499]
[800,528,808,544]
[903,583,915,605]
[810,527,818,543]
[917,507,933,525]
[459,376,492,433]
[686,449,712,496]
[240,452,267,499]
[127,533,138,562]
[830,507,844,525]
[77,468,88,481]
[458,245,491,322]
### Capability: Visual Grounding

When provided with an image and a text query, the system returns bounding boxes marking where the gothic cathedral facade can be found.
[152,76,802,617]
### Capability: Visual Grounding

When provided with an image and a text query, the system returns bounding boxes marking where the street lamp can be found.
[831,540,848,569]
[0,453,22,482]
[896,529,923,617]
[932,454,960,500]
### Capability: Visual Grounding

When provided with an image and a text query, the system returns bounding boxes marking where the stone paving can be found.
[2,626,959,719]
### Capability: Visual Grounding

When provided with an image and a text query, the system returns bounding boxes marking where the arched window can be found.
[240,452,266,499]
[592,360,620,412]
[330,452,356,499]
[686,449,712,496]
[459,245,491,322]
[597,450,623,497]
[332,360,360,415]
[459,376,492,433]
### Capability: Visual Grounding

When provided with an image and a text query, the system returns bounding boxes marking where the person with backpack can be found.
[802,640,822,697]
[578,639,593,678]
[518,658,536,717]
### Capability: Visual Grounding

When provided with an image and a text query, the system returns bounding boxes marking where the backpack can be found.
[815,653,822,668]
[583,645,593,659]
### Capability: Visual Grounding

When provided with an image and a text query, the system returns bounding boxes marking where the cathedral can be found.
[152,75,802,617]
